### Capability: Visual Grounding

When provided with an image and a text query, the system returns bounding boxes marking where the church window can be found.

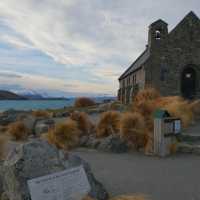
[155,30,161,40]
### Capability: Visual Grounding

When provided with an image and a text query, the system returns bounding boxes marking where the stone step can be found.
[177,142,200,155]
[177,134,200,144]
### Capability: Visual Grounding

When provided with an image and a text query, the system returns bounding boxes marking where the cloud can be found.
[0,70,115,96]
[0,71,22,78]
[0,0,199,96]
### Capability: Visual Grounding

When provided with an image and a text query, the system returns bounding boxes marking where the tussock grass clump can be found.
[110,195,148,200]
[7,121,29,141]
[120,112,148,149]
[162,100,194,128]
[96,111,121,138]
[32,110,51,118]
[70,111,94,135]
[133,88,196,129]
[134,87,160,104]
[0,125,8,133]
[74,97,96,108]
[189,100,200,118]
[46,119,80,150]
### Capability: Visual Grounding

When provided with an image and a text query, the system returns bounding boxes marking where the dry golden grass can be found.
[161,99,194,128]
[32,110,51,118]
[46,119,80,150]
[133,89,196,130]
[189,100,200,118]
[130,88,197,153]
[134,87,160,104]
[0,125,8,133]
[96,111,121,138]
[110,195,148,200]
[70,111,94,135]
[169,143,178,154]
[120,112,148,149]
[7,121,29,141]
[74,97,96,108]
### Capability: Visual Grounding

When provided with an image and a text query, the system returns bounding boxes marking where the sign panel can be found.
[28,165,90,200]
[174,120,181,134]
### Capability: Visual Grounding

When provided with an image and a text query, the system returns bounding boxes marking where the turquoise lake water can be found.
[0,100,74,112]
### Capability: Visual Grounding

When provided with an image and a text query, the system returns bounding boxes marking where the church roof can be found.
[150,19,168,27]
[119,48,150,80]
[169,11,200,34]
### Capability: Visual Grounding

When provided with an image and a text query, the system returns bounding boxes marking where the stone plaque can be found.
[28,165,91,200]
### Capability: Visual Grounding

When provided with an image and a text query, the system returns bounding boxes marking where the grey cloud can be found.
[0,72,22,78]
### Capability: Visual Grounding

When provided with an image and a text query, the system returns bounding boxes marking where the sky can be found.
[0,0,199,97]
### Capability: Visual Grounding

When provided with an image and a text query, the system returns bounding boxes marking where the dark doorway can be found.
[181,67,196,99]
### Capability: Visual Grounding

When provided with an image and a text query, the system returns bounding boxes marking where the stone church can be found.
[118,11,200,104]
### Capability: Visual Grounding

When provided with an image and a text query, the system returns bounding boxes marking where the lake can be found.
[0,100,74,112]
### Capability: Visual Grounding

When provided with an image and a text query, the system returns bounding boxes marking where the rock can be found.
[54,111,70,118]
[35,123,49,136]
[80,135,90,147]
[98,135,128,153]
[67,154,109,200]
[191,145,200,155]
[2,139,66,200]
[22,115,38,135]
[177,143,194,153]
[0,161,3,196]
[43,119,55,126]
[2,139,108,200]
[1,192,9,200]
[86,135,101,148]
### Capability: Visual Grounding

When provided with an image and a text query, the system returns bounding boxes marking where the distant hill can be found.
[0,90,27,100]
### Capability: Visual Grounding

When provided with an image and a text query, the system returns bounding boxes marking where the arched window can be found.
[155,30,161,40]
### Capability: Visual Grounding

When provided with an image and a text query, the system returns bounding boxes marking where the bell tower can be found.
[148,19,168,51]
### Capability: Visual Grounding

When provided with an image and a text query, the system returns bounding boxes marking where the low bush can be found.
[7,121,29,141]
[46,119,80,150]
[120,112,148,149]
[96,111,121,138]
[70,111,94,135]
[74,97,96,108]
[32,110,51,118]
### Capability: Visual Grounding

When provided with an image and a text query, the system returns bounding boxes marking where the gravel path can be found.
[73,148,200,200]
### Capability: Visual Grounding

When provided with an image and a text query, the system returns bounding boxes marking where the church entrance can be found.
[181,67,196,99]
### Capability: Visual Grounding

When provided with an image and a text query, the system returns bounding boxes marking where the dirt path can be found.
[73,148,200,200]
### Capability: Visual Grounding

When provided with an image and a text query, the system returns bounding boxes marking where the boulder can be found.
[0,161,3,196]
[2,139,108,200]
[66,154,109,200]
[98,135,128,153]
[22,115,38,135]
[80,135,90,147]
[35,123,49,136]
[85,135,102,149]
